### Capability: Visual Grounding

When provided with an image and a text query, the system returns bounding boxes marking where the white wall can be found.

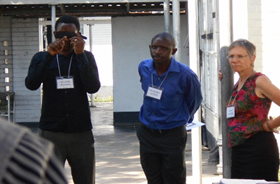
[83,18,113,87]
[232,0,280,117]
[112,14,189,112]
[259,0,280,117]
[12,18,41,123]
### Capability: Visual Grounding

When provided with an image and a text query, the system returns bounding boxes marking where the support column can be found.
[89,24,95,107]
[217,0,233,178]
[188,0,202,184]
[51,5,56,42]
[172,0,180,61]
[164,0,171,33]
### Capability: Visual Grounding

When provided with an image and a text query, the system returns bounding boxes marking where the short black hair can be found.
[151,32,176,48]
[55,15,80,31]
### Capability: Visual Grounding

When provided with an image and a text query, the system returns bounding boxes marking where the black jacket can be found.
[25,51,100,133]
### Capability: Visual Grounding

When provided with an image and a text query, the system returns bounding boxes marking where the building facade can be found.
[0,0,188,125]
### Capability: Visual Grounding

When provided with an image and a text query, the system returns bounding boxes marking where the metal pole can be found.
[218,47,233,178]
[89,24,95,107]
[172,0,181,61]
[216,0,233,178]
[188,0,202,183]
[89,25,93,53]
[51,5,56,42]
[164,0,171,33]
[7,94,10,122]
[39,19,43,51]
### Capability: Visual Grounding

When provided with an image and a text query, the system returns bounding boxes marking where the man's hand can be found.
[48,36,68,56]
[70,33,85,55]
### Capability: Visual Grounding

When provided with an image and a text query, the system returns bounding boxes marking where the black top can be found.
[25,51,100,133]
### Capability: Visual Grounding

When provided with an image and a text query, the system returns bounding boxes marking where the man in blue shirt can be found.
[137,32,203,184]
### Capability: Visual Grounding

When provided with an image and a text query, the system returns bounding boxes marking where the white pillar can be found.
[51,5,56,42]
[39,19,43,51]
[164,0,171,33]
[188,0,202,183]
[89,24,95,107]
[172,0,180,61]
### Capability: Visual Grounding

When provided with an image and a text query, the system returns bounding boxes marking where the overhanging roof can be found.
[0,1,187,18]
[0,0,187,4]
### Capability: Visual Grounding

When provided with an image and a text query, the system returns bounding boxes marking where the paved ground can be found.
[64,102,222,184]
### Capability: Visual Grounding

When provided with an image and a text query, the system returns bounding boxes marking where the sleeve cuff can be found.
[75,53,88,63]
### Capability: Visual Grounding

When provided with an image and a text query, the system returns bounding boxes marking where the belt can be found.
[141,123,184,134]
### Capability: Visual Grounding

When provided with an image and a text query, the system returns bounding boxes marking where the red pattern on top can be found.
[227,72,271,147]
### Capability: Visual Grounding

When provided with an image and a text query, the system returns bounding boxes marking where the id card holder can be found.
[146,85,163,100]
[56,76,74,89]
[226,105,235,119]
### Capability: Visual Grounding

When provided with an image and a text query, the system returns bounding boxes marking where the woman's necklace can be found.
[237,70,255,91]
[228,70,255,106]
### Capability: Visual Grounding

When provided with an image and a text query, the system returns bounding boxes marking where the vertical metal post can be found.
[188,0,202,183]
[216,0,233,178]
[51,5,56,42]
[89,25,93,53]
[164,0,171,33]
[89,24,95,107]
[218,47,233,178]
[39,19,43,51]
[7,94,10,122]
[172,0,181,61]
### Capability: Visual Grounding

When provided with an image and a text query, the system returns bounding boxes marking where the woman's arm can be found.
[256,75,280,132]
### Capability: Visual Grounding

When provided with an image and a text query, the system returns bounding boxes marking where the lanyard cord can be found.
[151,73,168,89]
[228,70,255,106]
[56,54,73,78]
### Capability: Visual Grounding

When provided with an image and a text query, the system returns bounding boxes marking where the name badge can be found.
[226,105,235,119]
[56,76,74,89]
[146,86,163,100]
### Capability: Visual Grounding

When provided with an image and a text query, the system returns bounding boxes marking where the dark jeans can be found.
[39,130,95,184]
[137,124,187,184]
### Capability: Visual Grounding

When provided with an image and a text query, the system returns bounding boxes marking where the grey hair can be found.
[229,39,256,58]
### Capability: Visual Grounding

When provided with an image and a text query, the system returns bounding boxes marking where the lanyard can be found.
[151,73,168,89]
[227,70,255,106]
[56,54,73,78]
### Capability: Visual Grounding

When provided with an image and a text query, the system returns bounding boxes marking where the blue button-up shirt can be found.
[138,57,203,130]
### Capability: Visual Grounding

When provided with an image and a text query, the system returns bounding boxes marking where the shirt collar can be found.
[145,57,180,74]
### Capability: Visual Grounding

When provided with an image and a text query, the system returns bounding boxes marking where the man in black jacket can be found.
[25,15,100,184]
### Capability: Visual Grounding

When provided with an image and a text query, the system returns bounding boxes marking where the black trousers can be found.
[39,130,95,184]
[137,124,187,184]
[231,131,279,181]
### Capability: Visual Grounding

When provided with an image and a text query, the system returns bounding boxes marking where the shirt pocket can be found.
[160,88,183,110]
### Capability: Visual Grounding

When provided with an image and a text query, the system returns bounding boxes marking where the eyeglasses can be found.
[55,31,77,39]
[227,55,248,60]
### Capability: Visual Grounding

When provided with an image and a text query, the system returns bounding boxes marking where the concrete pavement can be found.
[65,102,222,184]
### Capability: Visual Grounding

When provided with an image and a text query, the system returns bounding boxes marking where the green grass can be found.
[93,96,113,102]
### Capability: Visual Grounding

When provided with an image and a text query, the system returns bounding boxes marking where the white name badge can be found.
[146,86,163,100]
[56,76,74,89]
[226,105,235,119]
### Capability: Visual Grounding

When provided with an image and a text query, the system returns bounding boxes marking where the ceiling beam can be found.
[0,0,187,5]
